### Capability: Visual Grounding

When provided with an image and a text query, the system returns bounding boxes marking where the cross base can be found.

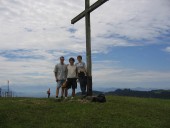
[87,76,92,96]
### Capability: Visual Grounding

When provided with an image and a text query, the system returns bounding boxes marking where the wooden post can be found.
[0,88,1,97]
[85,0,92,96]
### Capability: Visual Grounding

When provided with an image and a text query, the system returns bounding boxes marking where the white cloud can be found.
[0,50,170,90]
[92,61,170,88]
[91,0,170,40]
[164,46,170,53]
[0,49,69,86]
[0,0,170,53]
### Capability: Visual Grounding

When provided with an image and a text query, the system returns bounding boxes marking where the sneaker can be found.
[56,96,59,100]
[65,97,68,99]
[71,97,74,99]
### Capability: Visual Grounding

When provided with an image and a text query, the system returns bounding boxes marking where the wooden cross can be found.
[71,0,108,96]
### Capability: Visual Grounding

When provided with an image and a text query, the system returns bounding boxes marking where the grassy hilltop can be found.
[0,96,170,128]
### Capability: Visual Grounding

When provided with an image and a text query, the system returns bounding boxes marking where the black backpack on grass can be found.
[92,94,106,103]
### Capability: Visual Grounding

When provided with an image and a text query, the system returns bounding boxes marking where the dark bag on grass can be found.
[92,94,106,103]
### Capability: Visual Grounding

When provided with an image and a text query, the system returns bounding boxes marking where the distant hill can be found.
[77,89,170,99]
[93,87,117,92]
[76,90,103,96]
[105,89,170,99]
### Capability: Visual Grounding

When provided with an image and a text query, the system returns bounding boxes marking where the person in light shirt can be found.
[54,56,67,99]
[65,57,78,99]
[75,55,87,96]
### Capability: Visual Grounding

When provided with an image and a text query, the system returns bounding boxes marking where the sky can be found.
[0,0,170,96]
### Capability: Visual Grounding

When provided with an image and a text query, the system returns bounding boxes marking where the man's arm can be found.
[54,65,58,82]
[65,65,68,80]
[76,67,78,77]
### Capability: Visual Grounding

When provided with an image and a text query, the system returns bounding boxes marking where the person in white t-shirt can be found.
[65,57,77,99]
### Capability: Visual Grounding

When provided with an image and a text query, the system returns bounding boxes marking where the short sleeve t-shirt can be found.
[54,63,67,80]
[67,65,77,78]
[75,62,86,71]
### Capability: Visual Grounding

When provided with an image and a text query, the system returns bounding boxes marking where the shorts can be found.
[66,78,77,89]
[57,80,65,88]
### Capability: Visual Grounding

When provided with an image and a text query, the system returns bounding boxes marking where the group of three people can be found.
[54,55,87,99]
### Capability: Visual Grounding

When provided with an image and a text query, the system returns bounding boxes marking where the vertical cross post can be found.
[85,0,92,96]
[0,88,1,97]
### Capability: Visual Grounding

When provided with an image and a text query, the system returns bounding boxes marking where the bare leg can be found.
[61,88,64,97]
[65,88,68,97]
[72,89,75,97]
[56,87,60,97]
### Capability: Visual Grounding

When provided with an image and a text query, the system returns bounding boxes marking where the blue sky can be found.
[0,0,170,96]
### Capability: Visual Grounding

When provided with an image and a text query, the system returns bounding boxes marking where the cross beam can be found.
[71,0,108,96]
[71,0,108,24]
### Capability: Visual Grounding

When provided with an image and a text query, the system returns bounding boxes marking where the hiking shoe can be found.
[55,96,59,100]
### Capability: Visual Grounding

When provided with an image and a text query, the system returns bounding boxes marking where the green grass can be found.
[0,96,170,128]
